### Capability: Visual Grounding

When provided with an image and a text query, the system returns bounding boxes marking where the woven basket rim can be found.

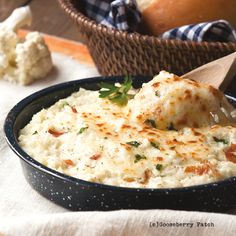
[58,0,236,49]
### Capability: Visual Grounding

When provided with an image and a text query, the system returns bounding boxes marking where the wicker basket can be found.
[58,0,236,76]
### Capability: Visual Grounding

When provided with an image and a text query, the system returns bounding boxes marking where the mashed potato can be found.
[18,72,236,188]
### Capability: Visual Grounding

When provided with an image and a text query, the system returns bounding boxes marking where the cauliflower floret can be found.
[15,32,53,85]
[0,6,53,85]
[0,30,18,74]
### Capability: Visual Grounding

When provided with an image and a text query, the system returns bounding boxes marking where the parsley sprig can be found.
[126,141,141,148]
[134,154,147,163]
[78,127,88,134]
[156,164,163,171]
[213,136,228,144]
[150,141,159,149]
[98,75,134,106]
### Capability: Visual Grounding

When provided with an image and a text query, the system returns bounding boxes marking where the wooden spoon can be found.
[182,52,236,91]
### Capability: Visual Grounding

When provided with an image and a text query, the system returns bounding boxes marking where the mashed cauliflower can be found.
[18,72,236,188]
[129,71,236,130]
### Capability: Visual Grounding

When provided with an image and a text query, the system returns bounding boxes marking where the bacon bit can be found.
[120,143,132,151]
[140,169,152,184]
[147,131,157,135]
[202,160,221,177]
[185,164,210,175]
[121,124,131,129]
[90,154,101,160]
[152,82,160,88]
[185,160,221,177]
[105,132,112,136]
[48,128,65,137]
[155,157,163,161]
[123,177,135,182]
[96,123,105,127]
[64,159,74,166]
[187,140,198,143]
[71,106,78,113]
[95,116,101,118]
[225,144,236,163]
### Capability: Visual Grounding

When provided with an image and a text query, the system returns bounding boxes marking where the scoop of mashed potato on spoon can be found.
[128,71,236,130]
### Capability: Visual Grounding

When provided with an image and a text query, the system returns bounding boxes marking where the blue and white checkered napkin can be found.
[162,20,236,42]
[84,0,236,42]
[85,0,141,31]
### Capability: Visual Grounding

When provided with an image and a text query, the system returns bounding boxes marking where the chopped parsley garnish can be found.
[156,164,163,171]
[78,127,88,134]
[155,91,160,97]
[98,75,134,106]
[144,119,157,128]
[104,137,108,139]
[126,141,141,147]
[60,101,69,108]
[134,154,147,163]
[150,141,159,149]
[32,131,38,135]
[167,122,177,131]
[213,136,228,144]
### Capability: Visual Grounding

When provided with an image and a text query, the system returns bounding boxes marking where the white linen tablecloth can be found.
[0,52,235,236]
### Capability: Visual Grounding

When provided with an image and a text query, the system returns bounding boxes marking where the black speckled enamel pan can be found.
[4,76,236,212]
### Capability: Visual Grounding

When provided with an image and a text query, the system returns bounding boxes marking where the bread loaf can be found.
[136,0,236,36]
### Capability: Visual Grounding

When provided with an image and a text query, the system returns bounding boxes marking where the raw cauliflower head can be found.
[128,71,236,130]
[0,6,53,85]
[0,30,18,74]
[15,32,53,85]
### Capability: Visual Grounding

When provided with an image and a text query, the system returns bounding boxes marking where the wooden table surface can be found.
[0,0,79,41]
